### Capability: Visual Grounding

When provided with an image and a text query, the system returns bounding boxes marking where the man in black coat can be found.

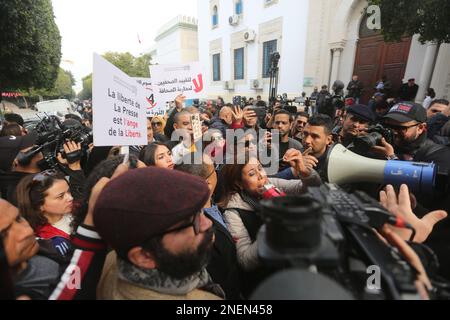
[399,78,419,102]
[346,75,364,103]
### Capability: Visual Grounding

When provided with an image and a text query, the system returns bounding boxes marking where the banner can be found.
[92,53,147,146]
[150,62,204,105]
[134,77,166,117]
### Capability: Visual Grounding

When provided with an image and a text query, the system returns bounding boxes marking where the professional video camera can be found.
[19,115,93,170]
[255,183,450,300]
[351,124,394,154]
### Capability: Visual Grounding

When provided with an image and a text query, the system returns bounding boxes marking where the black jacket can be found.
[205,212,242,300]
[398,83,419,101]
[347,80,363,98]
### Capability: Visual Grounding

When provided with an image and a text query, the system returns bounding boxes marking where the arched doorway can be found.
[353,15,412,104]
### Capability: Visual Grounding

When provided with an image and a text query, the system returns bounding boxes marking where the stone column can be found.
[330,47,344,87]
[416,42,438,103]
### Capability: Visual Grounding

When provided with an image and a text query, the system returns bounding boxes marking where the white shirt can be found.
[423,96,433,109]
[52,214,73,235]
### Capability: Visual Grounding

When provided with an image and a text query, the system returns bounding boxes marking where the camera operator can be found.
[333,104,374,148]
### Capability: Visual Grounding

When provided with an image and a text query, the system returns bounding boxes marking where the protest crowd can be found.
[2,68,450,300]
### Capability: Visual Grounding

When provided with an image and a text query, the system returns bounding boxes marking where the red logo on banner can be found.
[192,74,203,93]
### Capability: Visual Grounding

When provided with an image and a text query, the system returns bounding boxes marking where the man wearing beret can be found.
[95,167,224,300]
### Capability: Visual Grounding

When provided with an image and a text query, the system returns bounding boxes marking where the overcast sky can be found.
[52,0,198,92]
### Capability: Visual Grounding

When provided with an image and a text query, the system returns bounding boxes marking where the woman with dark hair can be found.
[16,170,74,256]
[218,153,321,271]
[139,142,174,169]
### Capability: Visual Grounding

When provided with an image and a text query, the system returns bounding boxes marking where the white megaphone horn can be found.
[325,144,437,193]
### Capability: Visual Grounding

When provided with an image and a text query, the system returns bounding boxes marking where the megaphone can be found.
[326,144,436,193]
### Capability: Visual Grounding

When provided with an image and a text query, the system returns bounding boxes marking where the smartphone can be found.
[233,96,242,106]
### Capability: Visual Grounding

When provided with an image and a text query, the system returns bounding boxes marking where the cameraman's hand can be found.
[380,225,432,300]
[57,141,82,171]
[371,138,395,159]
[379,184,447,243]
[83,164,128,226]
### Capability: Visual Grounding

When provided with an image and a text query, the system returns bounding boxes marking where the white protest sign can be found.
[150,62,204,105]
[191,113,202,142]
[92,53,147,146]
[133,77,165,117]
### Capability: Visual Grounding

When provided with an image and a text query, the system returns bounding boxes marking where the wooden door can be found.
[353,17,412,104]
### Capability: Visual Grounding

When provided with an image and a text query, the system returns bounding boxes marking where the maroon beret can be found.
[93,167,210,253]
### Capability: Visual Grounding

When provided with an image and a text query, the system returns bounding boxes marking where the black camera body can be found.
[353,124,393,154]
[22,115,93,169]
[257,183,422,300]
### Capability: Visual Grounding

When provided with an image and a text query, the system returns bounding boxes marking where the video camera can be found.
[18,115,93,170]
[352,124,394,154]
[256,183,450,300]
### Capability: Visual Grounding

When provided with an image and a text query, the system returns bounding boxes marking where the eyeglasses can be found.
[152,122,162,127]
[153,211,203,238]
[386,123,420,133]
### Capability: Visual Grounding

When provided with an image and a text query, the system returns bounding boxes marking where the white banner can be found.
[133,77,166,117]
[92,53,147,146]
[150,62,204,105]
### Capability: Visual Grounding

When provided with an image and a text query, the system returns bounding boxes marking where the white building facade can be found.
[197,0,450,104]
[152,15,199,65]
[303,0,450,104]
[198,0,310,102]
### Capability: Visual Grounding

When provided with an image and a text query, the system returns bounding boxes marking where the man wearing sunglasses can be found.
[95,167,223,300]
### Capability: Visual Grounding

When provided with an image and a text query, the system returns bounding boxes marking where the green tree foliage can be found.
[369,0,450,44]
[77,52,151,100]
[78,74,93,100]
[102,52,152,77]
[0,0,62,90]
[32,69,76,99]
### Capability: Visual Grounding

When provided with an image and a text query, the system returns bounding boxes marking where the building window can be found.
[212,6,218,27]
[234,48,244,80]
[262,40,277,78]
[213,54,221,81]
[235,0,243,15]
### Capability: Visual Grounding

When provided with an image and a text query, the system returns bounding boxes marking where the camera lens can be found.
[353,132,382,153]
[260,196,322,251]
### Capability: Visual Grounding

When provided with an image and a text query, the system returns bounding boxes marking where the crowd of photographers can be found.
[1,76,450,300]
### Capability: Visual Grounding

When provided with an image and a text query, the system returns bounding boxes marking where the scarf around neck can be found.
[117,258,224,298]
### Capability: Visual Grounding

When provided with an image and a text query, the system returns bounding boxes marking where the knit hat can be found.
[93,167,210,254]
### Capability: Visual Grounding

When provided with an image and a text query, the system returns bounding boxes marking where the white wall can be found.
[431,44,450,100]
[198,0,309,101]
[155,32,182,65]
